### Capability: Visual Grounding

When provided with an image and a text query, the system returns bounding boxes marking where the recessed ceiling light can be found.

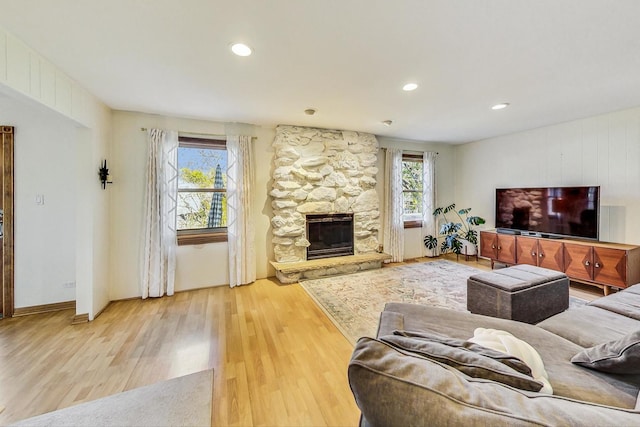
[403,83,418,91]
[304,108,317,116]
[491,103,510,110]
[382,120,393,126]
[231,43,252,57]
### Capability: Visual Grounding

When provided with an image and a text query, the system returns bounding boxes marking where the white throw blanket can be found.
[468,328,553,394]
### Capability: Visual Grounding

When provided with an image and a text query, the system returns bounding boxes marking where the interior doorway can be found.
[0,126,14,318]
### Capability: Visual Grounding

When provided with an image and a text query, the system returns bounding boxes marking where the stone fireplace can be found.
[270,125,380,265]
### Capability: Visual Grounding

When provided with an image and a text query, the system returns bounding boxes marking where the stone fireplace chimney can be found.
[270,125,380,263]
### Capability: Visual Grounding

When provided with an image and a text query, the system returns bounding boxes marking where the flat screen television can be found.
[495,186,600,240]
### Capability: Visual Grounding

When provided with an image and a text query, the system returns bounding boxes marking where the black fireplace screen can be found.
[306,213,354,260]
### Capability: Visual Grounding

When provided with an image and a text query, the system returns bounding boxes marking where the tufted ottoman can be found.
[467,264,569,324]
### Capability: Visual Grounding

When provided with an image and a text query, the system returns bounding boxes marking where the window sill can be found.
[177,232,228,246]
[404,220,423,229]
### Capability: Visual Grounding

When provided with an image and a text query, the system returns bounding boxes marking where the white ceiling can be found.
[1,0,640,144]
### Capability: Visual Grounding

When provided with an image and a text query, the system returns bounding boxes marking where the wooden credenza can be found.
[479,230,640,295]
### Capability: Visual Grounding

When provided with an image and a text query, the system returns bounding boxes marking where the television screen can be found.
[495,186,600,240]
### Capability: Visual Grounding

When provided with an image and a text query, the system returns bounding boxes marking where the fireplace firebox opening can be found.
[306,213,354,260]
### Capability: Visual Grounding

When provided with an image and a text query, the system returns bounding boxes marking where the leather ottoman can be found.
[467,264,569,324]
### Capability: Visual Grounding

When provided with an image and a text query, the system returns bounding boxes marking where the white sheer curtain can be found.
[227,135,256,287]
[383,147,404,262]
[422,151,437,256]
[141,129,178,298]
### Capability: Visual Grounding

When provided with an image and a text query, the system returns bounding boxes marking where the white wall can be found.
[454,106,640,245]
[81,107,112,320]
[252,125,276,277]
[376,137,455,259]
[0,24,112,319]
[0,91,77,307]
[110,111,274,300]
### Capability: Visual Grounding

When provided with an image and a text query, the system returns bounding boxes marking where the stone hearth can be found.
[270,252,391,284]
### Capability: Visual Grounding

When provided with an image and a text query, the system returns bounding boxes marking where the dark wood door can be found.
[538,239,564,271]
[593,247,627,288]
[496,234,517,264]
[516,236,538,265]
[563,243,593,282]
[0,127,13,318]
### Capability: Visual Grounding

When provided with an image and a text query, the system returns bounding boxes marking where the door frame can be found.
[1,126,14,317]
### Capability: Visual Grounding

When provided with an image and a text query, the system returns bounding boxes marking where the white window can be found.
[176,136,228,245]
[402,154,423,226]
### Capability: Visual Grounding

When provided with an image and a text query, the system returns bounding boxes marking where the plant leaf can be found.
[444,203,456,213]
[440,222,461,235]
[423,235,438,250]
[444,235,463,254]
[467,216,486,226]
[452,239,463,254]
[463,230,478,245]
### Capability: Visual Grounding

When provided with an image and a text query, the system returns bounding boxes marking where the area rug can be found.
[10,369,213,427]
[300,260,586,345]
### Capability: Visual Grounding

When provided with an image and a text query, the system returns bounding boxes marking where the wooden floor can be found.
[0,278,360,426]
[0,256,603,425]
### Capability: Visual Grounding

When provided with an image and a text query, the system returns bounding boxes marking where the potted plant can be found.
[423,203,486,256]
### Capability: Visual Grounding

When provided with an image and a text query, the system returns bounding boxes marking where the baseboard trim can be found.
[13,300,76,317]
[71,313,89,324]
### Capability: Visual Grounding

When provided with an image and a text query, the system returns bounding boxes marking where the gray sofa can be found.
[348,283,640,426]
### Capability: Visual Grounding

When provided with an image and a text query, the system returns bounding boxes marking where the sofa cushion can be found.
[588,285,640,321]
[380,333,543,392]
[381,303,640,408]
[572,330,640,374]
[376,310,404,337]
[393,329,533,374]
[349,337,640,427]
[537,305,639,347]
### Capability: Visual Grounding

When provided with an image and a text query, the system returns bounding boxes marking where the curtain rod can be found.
[140,127,223,138]
[140,127,256,139]
[383,147,439,155]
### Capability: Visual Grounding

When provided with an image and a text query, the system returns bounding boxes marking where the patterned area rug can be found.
[299,260,586,345]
